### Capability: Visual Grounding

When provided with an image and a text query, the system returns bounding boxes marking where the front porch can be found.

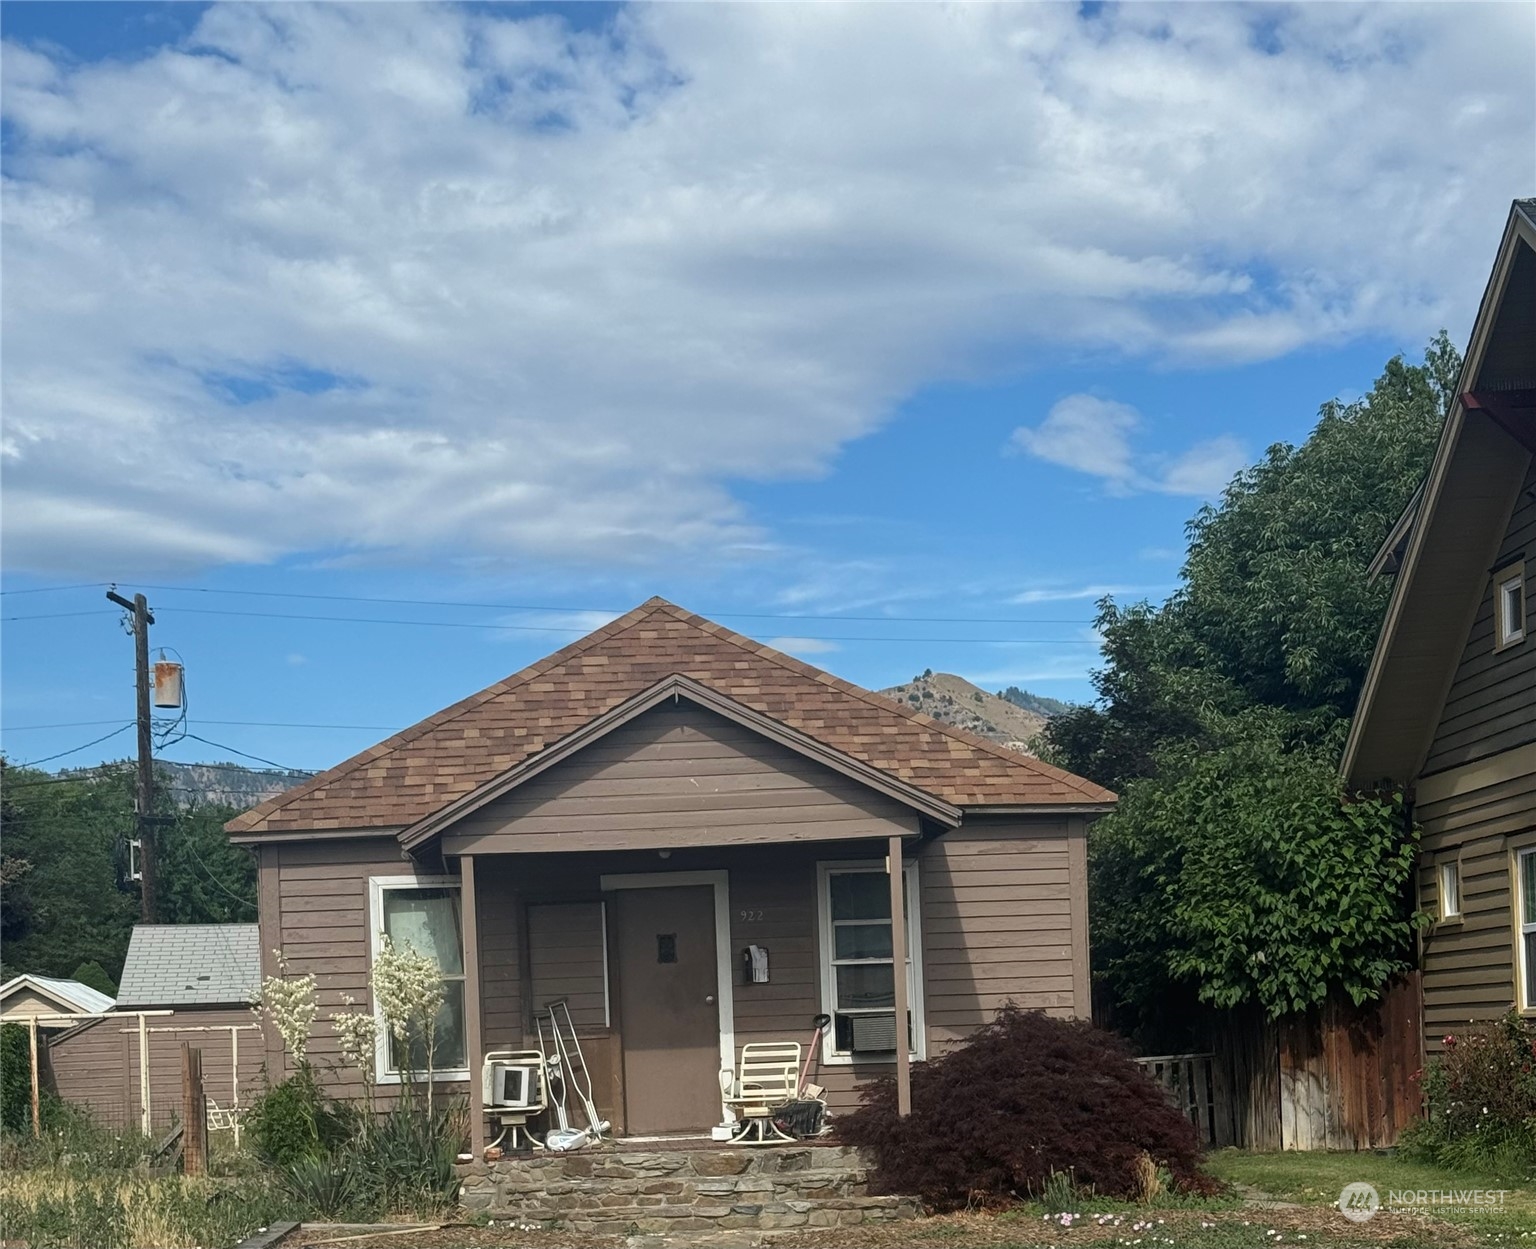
[456,1142,918,1235]
[454,833,921,1150]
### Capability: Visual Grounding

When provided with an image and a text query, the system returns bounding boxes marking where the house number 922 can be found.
[738,909,765,922]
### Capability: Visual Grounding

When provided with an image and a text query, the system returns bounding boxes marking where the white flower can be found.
[258,950,317,1066]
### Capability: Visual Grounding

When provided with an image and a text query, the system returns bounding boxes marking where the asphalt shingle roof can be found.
[230,598,1115,838]
[114,924,261,1007]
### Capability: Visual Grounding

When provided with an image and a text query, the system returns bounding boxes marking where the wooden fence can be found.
[1135,972,1423,1151]
[1134,1053,1233,1147]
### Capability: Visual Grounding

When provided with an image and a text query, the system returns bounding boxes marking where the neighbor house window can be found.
[816,861,924,1064]
[1496,565,1525,649]
[1439,860,1461,921]
[368,875,468,1080]
[1520,849,1536,1012]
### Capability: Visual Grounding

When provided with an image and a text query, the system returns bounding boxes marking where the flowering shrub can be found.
[330,995,379,1091]
[836,1005,1218,1209]
[258,951,316,1069]
[1399,1011,1536,1174]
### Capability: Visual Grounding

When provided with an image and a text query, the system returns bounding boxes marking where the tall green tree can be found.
[1042,336,1458,1037]
[0,761,258,984]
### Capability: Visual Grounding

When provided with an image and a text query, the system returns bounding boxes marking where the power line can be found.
[155,605,1099,643]
[13,724,134,768]
[3,610,118,622]
[179,733,307,773]
[3,718,400,734]
[132,583,1098,625]
[0,582,110,596]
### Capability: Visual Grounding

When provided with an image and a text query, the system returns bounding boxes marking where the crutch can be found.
[548,1000,610,1139]
[536,1013,586,1150]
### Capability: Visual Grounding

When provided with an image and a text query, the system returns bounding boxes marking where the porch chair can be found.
[720,1042,801,1144]
[205,1099,239,1132]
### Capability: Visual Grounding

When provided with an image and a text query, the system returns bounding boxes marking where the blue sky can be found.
[3,2,1533,779]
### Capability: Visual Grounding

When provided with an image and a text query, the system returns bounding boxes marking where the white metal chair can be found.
[720,1042,801,1144]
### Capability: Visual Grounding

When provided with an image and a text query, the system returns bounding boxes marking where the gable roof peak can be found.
[229,596,1114,837]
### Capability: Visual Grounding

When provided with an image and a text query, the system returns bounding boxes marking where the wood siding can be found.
[527,902,608,1030]
[1416,750,1536,1050]
[1423,456,1536,776]
[47,1006,262,1132]
[261,835,428,1095]
[258,811,1087,1118]
[920,817,1080,1054]
[443,701,917,855]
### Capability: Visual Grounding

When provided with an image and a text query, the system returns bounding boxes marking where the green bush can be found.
[1400,1011,1536,1175]
[280,1154,361,1220]
[1,1022,31,1134]
[243,1070,342,1167]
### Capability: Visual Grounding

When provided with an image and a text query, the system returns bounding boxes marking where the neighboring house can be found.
[227,598,1114,1150]
[48,924,263,1131]
[1344,198,1536,1057]
[0,974,114,1031]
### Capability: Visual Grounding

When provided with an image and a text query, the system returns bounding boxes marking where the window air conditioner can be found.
[841,1012,898,1054]
[482,1057,542,1109]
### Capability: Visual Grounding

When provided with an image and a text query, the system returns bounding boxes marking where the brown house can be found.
[229,598,1113,1150]
[1344,198,1536,1056]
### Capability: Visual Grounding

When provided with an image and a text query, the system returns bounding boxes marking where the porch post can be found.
[461,854,485,1157]
[888,834,911,1118]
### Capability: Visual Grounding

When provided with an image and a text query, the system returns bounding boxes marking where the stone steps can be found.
[509,1195,917,1234]
[486,1165,871,1212]
[459,1144,919,1235]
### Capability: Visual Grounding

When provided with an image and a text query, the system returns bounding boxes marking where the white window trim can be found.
[1494,562,1525,651]
[1437,859,1462,922]
[816,859,926,1067]
[368,873,470,1084]
[1518,848,1536,1013]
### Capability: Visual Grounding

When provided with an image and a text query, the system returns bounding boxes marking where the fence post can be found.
[181,1043,207,1176]
[28,1017,40,1138]
[138,1013,151,1135]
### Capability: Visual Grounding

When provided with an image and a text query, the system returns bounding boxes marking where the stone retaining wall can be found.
[458,1145,918,1234]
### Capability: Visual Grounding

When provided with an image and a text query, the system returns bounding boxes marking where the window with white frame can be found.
[368,876,468,1079]
[1520,849,1536,1012]
[1439,860,1461,921]
[816,861,924,1062]
[1495,565,1525,649]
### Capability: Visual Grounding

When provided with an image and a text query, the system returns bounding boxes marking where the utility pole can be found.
[107,588,157,923]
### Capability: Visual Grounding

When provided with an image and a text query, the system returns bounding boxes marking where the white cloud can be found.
[286,653,307,666]
[1010,394,1246,497]
[766,636,841,657]
[2,3,1531,573]
[1011,582,1150,605]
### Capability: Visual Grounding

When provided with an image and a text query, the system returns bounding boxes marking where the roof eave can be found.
[1342,201,1536,785]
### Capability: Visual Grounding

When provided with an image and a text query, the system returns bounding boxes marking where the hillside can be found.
[157,760,314,809]
[59,760,314,810]
[879,672,1058,754]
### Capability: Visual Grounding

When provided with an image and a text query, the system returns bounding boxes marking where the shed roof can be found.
[230,598,1114,840]
[114,924,261,1008]
[0,974,115,1016]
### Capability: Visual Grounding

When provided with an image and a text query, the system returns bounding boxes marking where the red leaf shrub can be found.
[835,1006,1216,1209]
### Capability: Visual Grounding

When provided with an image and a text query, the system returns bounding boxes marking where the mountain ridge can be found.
[879,672,1064,754]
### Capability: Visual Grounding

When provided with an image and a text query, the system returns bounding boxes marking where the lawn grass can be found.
[1206,1148,1536,1240]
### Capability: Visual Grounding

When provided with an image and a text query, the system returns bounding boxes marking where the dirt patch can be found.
[276,1205,1494,1249]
